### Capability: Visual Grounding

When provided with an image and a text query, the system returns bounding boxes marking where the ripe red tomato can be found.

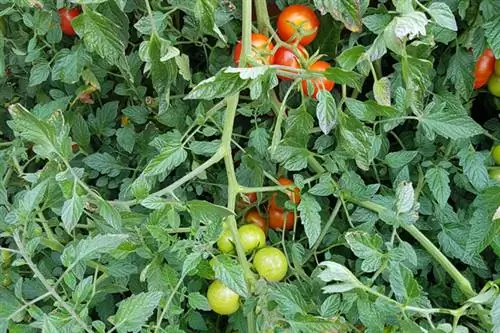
[245,209,267,233]
[207,280,240,315]
[273,45,308,80]
[233,33,274,66]
[236,192,257,209]
[253,247,288,282]
[488,75,500,97]
[58,7,80,36]
[473,48,495,89]
[492,145,500,165]
[238,224,266,253]
[268,206,295,230]
[301,60,335,99]
[277,5,319,46]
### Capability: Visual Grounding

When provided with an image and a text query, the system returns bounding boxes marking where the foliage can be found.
[0,0,499,332]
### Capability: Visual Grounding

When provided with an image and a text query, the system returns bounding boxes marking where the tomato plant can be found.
[277,4,319,46]
[207,280,240,315]
[492,145,500,165]
[0,0,499,332]
[58,7,80,37]
[301,60,335,99]
[473,48,495,89]
[245,209,267,233]
[233,33,274,66]
[273,44,308,80]
[253,247,288,282]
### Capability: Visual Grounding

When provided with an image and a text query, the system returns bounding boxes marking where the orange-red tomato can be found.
[269,177,301,209]
[245,209,267,233]
[473,48,495,89]
[268,206,295,230]
[301,60,335,99]
[233,33,274,66]
[236,192,257,209]
[273,45,308,80]
[58,7,80,36]
[277,5,319,46]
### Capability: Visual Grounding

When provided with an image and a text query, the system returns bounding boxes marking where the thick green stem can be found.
[254,0,271,34]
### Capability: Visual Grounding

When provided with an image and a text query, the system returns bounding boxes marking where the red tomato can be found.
[58,8,80,36]
[236,192,257,209]
[277,5,319,46]
[268,206,295,230]
[301,60,335,99]
[273,45,308,80]
[245,209,267,233]
[473,48,495,89]
[233,33,274,66]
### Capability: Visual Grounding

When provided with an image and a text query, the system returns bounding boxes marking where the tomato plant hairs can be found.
[0,0,499,332]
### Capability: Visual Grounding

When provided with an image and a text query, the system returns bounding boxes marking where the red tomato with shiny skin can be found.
[233,33,274,66]
[245,209,267,233]
[268,206,295,230]
[473,48,495,89]
[301,60,335,99]
[277,5,319,46]
[273,45,308,80]
[58,8,80,36]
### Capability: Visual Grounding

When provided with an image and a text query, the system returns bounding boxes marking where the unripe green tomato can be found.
[495,60,500,76]
[207,279,240,315]
[488,75,500,97]
[253,247,288,282]
[492,145,500,165]
[238,224,266,253]
[489,169,500,182]
[1,250,11,266]
[217,229,234,253]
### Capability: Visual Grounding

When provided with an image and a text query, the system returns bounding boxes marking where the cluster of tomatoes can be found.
[233,4,334,99]
[207,177,300,315]
[473,48,500,97]
[490,145,500,181]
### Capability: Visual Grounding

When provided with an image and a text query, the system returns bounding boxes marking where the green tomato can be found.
[217,229,234,253]
[207,279,240,315]
[495,59,500,76]
[488,75,500,97]
[492,145,500,165]
[253,247,288,282]
[238,224,266,253]
[489,169,500,182]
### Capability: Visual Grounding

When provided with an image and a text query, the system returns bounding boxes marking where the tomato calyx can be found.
[277,5,320,46]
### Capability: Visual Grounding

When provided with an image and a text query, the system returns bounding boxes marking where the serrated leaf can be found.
[61,194,84,233]
[84,153,122,177]
[445,49,474,100]
[484,16,500,58]
[188,292,210,311]
[316,91,337,135]
[298,194,322,248]
[187,200,234,226]
[182,252,202,277]
[419,109,483,140]
[458,150,489,191]
[109,292,162,333]
[269,284,308,317]
[144,131,187,177]
[148,34,178,94]
[363,14,392,34]
[389,264,421,302]
[428,2,457,31]
[29,62,50,86]
[373,77,391,106]
[336,45,364,70]
[211,255,248,297]
[394,11,428,39]
[345,231,384,272]
[318,261,360,293]
[314,0,363,32]
[52,46,91,84]
[61,234,128,267]
[384,151,418,169]
[324,67,362,90]
[425,167,450,208]
[396,181,414,214]
[116,127,136,153]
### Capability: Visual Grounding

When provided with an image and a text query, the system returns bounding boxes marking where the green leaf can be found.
[373,77,391,106]
[393,11,428,40]
[61,234,128,267]
[189,140,221,157]
[71,10,125,65]
[187,200,234,226]
[314,0,363,32]
[357,298,385,330]
[384,151,418,169]
[29,62,50,86]
[395,181,414,214]
[188,292,211,311]
[194,0,225,41]
[84,153,122,177]
[211,255,249,297]
[116,127,136,153]
[182,252,202,277]
[144,131,187,177]
[318,261,361,293]
[427,2,457,31]
[345,231,384,272]
[484,16,500,58]
[457,150,489,191]
[298,194,322,248]
[269,284,308,317]
[425,167,450,208]
[98,200,123,230]
[345,98,397,122]
[71,113,91,148]
[336,45,364,70]
[248,127,269,156]
[419,107,484,140]
[363,14,392,34]
[122,105,149,125]
[51,46,91,84]
[492,296,500,332]
[61,194,84,233]
[445,48,474,100]
[389,264,421,302]
[147,34,178,94]
[316,90,337,135]
[108,292,162,333]
[324,67,363,90]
